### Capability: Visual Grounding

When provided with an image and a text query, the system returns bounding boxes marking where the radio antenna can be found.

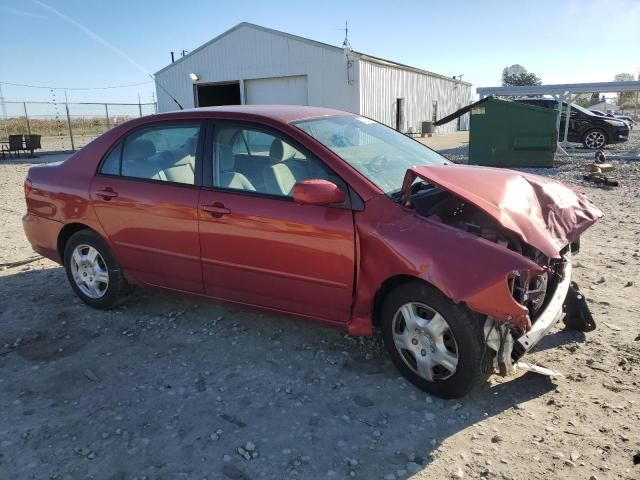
[149,74,184,110]
[342,20,351,53]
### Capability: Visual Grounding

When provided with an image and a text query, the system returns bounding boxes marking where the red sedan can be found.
[22,106,601,398]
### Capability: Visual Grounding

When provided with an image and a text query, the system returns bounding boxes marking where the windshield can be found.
[294,115,449,194]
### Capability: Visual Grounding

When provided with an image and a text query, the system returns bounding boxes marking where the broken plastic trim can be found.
[483,252,572,374]
[512,253,573,362]
[484,319,515,376]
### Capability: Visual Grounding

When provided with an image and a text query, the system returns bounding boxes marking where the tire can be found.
[63,229,129,309]
[381,281,492,399]
[582,129,608,150]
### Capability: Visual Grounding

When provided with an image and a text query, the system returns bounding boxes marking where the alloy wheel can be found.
[70,244,109,299]
[584,131,606,149]
[391,302,459,381]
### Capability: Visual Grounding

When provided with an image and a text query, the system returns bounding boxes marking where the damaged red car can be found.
[22,106,602,398]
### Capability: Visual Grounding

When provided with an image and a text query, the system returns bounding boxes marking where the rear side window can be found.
[99,123,201,185]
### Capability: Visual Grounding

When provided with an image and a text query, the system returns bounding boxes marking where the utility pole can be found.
[636,70,639,118]
[0,82,6,119]
[64,90,75,151]
[0,82,7,140]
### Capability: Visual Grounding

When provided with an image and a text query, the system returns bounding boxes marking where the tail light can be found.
[24,178,33,199]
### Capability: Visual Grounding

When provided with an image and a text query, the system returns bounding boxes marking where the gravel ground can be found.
[1,135,639,480]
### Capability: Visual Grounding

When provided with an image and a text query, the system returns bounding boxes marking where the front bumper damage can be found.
[485,252,573,375]
[396,164,602,374]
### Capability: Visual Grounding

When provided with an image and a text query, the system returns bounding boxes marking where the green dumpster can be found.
[435,97,558,167]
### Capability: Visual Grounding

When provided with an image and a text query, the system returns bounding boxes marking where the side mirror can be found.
[293,179,346,206]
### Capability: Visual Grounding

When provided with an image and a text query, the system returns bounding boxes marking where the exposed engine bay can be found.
[408,182,567,330]
[396,165,601,380]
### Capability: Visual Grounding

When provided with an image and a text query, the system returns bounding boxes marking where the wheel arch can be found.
[57,223,99,260]
[371,274,432,328]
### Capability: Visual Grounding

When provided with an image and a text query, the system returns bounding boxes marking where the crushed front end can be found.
[400,164,603,375]
[481,248,574,375]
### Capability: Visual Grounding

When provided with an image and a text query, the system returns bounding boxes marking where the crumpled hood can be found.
[402,164,603,259]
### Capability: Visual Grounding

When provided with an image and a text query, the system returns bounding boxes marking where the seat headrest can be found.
[218,145,235,171]
[184,136,197,155]
[269,139,297,162]
[127,139,156,159]
[344,124,359,145]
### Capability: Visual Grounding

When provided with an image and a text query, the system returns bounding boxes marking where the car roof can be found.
[152,105,354,124]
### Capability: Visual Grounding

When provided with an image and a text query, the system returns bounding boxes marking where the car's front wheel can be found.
[63,229,129,309]
[381,282,492,398]
[582,129,608,149]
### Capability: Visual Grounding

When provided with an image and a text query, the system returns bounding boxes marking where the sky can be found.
[1,0,639,105]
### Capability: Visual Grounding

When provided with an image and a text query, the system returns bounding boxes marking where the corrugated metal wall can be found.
[155,25,359,113]
[359,59,471,134]
[155,24,472,135]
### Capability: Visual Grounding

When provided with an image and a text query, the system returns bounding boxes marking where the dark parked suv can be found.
[514,98,629,149]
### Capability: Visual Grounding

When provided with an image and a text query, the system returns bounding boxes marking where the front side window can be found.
[100,142,122,175]
[295,115,449,194]
[213,125,343,197]
[106,123,201,185]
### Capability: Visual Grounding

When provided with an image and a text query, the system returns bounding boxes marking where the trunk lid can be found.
[401,164,602,258]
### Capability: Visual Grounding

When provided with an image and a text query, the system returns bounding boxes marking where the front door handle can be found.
[201,202,231,218]
[95,188,118,200]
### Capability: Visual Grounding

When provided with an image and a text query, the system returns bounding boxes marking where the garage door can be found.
[245,75,308,105]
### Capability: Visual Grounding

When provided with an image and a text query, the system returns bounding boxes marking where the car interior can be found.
[213,127,336,196]
[106,125,343,195]
[120,131,199,185]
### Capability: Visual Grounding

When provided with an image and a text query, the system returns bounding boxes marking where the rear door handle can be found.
[201,203,231,218]
[95,188,118,200]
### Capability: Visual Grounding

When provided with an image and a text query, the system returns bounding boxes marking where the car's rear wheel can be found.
[582,129,608,149]
[381,281,492,398]
[63,230,128,309]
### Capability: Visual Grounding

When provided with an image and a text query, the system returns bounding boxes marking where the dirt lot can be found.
[1,134,639,480]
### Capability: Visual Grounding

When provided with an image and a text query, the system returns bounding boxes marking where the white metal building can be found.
[155,23,472,133]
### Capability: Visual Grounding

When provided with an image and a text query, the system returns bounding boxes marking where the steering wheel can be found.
[330,133,352,148]
[366,154,388,174]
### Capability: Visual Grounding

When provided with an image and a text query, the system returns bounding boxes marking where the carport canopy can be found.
[476,81,640,149]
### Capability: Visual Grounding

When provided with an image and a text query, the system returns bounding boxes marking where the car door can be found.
[198,122,356,324]
[91,121,205,293]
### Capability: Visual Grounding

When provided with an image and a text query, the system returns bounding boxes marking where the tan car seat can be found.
[217,145,255,191]
[263,139,306,196]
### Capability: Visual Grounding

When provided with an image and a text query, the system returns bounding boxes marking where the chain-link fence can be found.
[0,101,157,153]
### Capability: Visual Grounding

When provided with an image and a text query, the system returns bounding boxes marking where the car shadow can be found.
[1,266,561,480]
[529,327,586,353]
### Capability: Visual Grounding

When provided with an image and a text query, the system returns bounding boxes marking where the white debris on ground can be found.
[1,133,639,479]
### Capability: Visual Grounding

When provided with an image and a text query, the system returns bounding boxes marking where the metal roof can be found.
[155,22,471,86]
[477,81,640,97]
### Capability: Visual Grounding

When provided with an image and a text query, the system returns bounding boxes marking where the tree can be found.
[501,64,542,87]
[575,93,604,108]
[614,73,635,107]
[574,94,592,108]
